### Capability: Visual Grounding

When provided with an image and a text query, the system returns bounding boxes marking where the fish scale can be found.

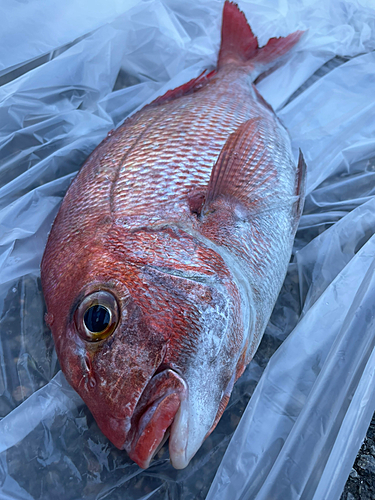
[110,75,261,218]
[41,1,305,470]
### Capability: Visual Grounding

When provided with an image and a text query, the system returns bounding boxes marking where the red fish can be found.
[41,1,305,469]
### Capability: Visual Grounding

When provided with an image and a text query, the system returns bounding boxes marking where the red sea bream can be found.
[41,1,305,469]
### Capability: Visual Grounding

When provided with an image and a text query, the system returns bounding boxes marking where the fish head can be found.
[41,219,248,469]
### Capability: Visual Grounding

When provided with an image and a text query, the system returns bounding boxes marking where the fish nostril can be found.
[81,354,97,389]
[89,377,97,388]
[82,354,91,373]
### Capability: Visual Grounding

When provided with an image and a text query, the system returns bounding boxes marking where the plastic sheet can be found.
[1,1,375,499]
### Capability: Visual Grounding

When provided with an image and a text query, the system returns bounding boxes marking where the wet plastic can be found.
[1,1,375,499]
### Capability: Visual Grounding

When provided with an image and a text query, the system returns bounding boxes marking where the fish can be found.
[41,1,305,470]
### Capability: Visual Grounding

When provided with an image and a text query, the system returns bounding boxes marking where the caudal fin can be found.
[218,1,303,70]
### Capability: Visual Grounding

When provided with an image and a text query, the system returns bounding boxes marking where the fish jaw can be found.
[122,366,228,470]
[124,369,188,469]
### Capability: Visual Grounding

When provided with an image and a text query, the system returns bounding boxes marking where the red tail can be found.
[218,1,303,69]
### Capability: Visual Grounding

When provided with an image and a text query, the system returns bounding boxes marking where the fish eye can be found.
[75,291,119,342]
[84,305,110,332]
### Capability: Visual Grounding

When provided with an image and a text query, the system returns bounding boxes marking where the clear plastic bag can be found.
[1,1,375,499]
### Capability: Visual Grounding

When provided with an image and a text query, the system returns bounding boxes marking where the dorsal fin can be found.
[151,70,217,106]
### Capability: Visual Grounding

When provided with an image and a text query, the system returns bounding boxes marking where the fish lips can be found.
[123,368,188,469]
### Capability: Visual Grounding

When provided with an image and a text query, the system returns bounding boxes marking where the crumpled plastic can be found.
[1,0,375,499]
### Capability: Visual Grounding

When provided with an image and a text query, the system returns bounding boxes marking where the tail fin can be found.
[218,1,303,70]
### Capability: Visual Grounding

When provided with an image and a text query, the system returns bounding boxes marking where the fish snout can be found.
[125,369,188,469]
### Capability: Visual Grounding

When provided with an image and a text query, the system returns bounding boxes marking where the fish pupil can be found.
[84,305,110,333]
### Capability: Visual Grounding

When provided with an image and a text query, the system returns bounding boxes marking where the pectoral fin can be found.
[190,118,305,235]
[200,117,277,215]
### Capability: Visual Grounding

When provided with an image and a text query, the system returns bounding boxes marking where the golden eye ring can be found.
[75,291,119,342]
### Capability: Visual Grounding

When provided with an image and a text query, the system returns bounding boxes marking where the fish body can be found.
[41,1,305,469]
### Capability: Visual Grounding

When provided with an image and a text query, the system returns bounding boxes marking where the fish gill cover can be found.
[1,0,375,499]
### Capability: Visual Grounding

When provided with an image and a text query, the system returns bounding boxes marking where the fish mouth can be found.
[124,368,188,469]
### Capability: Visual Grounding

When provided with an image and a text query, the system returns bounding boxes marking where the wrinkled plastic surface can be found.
[1,1,375,499]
